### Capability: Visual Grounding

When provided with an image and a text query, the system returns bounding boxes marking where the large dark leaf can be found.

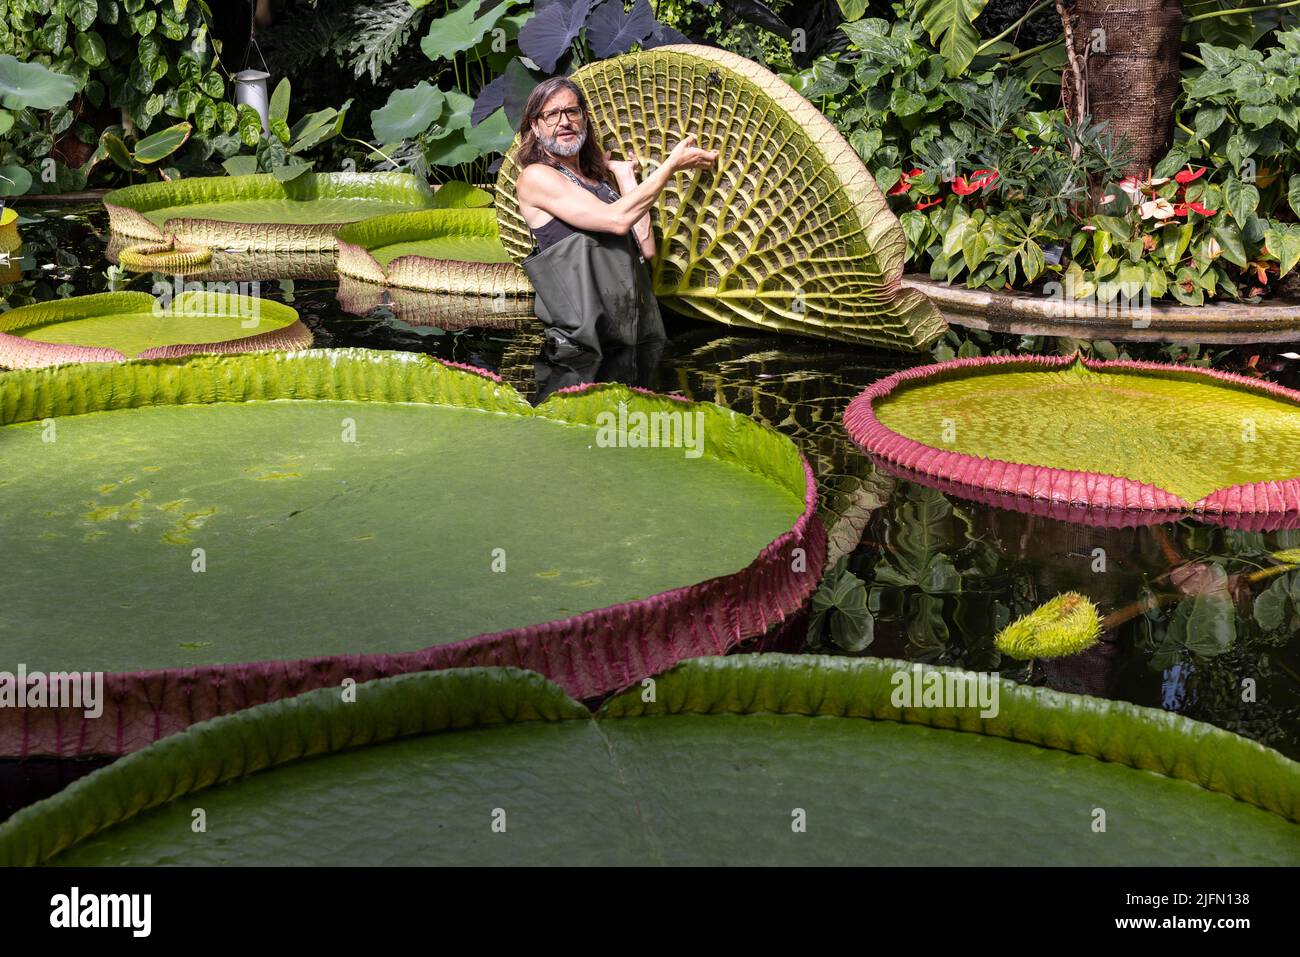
[587,0,657,59]
[518,0,596,73]
[471,57,538,130]
[724,0,792,38]
[640,22,691,48]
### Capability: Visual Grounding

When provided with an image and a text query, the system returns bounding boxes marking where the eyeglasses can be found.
[538,106,584,127]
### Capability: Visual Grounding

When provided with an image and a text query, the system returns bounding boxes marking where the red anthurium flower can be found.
[915,197,942,211]
[1188,201,1216,216]
[951,168,999,196]
[888,168,927,196]
[1175,166,1206,185]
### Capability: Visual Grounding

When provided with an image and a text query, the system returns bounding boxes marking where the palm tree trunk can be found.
[1063,0,1183,177]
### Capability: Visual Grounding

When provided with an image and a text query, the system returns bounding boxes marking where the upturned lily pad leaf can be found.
[0,290,311,368]
[371,81,445,143]
[518,0,595,72]
[495,45,945,349]
[0,55,78,110]
[102,172,439,250]
[587,0,657,58]
[0,206,20,251]
[0,350,820,756]
[336,208,532,295]
[3,656,1296,865]
[846,354,1300,528]
[117,238,213,274]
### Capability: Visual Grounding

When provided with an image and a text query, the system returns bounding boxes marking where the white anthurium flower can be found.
[1118,178,1146,203]
[1208,236,1222,257]
[1139,198,1176,220]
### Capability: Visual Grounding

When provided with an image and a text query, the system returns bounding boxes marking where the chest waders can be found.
[521,162,666,367]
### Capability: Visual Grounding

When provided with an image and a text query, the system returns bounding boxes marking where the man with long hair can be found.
[513,76,717,388]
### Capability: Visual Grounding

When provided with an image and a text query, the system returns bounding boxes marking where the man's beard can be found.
[539,125,586,157]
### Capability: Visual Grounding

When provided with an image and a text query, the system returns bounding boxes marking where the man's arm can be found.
[611,166,657,260]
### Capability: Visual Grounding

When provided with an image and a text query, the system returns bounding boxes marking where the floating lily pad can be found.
[846,354,1300,528]
[336,208,532,296]
[102,172,440,251]
[105,231,338,281]
[2,656,1295,866]
[0,291,312,368]
[494,45,945,350]
[0,350,821,756]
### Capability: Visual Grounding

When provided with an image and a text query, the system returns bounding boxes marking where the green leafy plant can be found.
[219,78,351,182]
[0,0,230,192]
[807,557,875,652]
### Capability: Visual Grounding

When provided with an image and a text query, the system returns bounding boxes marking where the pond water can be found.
[2,202,1298,768]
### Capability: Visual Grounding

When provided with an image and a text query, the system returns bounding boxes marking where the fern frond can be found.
[344,0,427,83]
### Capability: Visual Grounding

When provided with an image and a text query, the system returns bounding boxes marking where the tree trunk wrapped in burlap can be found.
[1066,0,1183,177]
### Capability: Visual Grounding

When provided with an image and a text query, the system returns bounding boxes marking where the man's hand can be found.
[603,150,640,182]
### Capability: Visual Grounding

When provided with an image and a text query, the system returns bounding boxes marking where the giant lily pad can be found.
[0,291,312,368]
[336,208,532,296]
[845,354,1300,528]
[105,231,338,281]
[2,655,1295,866]
[494,45,945,351]
[0,350,822,757]
[102,172,440,251]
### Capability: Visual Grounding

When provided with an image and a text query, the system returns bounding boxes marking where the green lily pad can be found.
[336,208,531,295]
[2,656,1295,866]
[103,172,439,250]
[848,354,1300,522]
[0,291,311,367]
[0,350,817,757]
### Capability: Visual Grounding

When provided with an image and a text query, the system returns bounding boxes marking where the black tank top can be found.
[528,162,621,252]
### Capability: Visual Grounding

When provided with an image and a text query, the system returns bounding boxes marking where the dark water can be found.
[3,202,1299,770]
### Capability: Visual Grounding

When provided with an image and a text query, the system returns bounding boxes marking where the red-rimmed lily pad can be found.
[0,350,822,757]
[845,354,1300,529]
[0,291,312,368]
